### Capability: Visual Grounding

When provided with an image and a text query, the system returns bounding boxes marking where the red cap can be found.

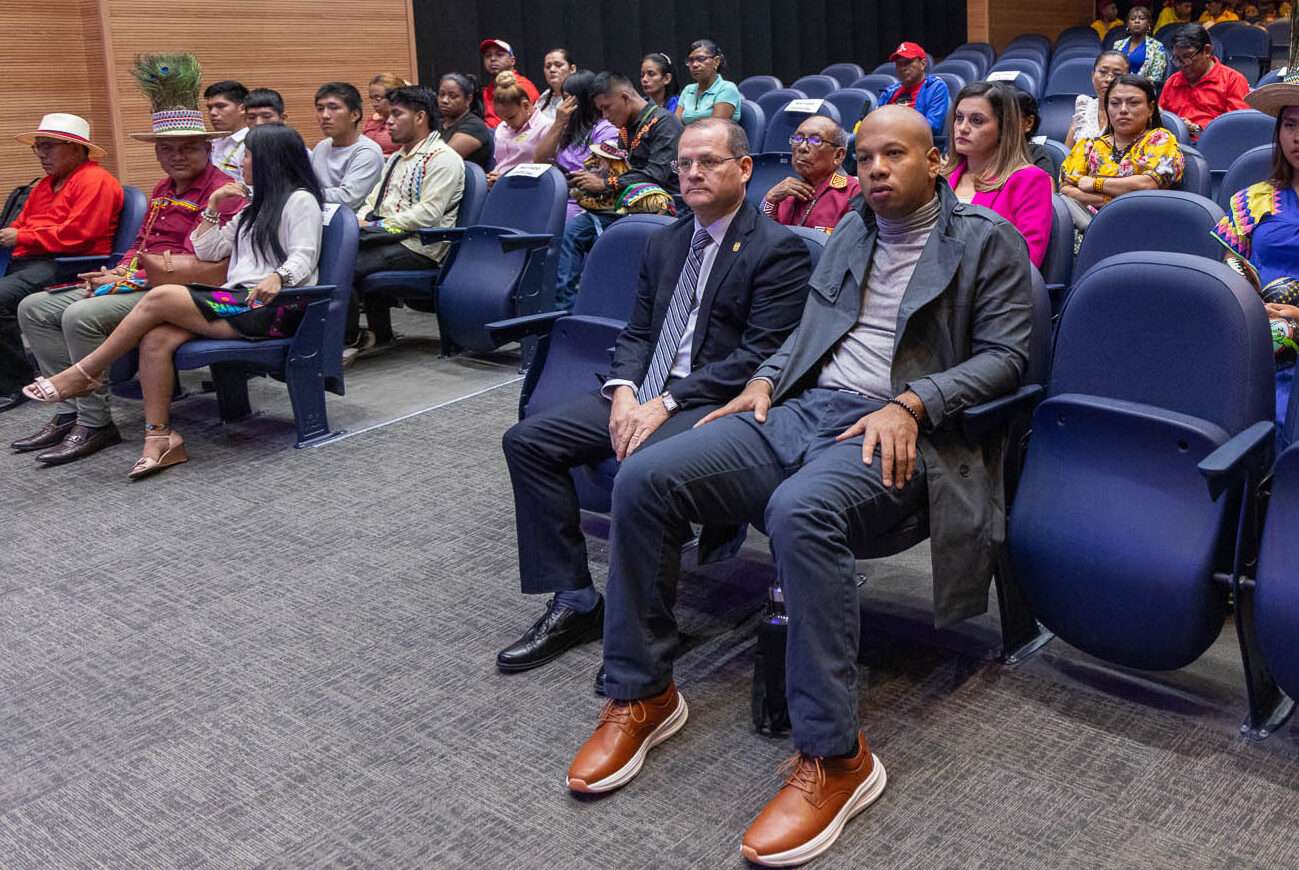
[479,38,514,55]
[889,42,927,61]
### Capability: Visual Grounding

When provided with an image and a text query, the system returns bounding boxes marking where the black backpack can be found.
[0,179,39,228]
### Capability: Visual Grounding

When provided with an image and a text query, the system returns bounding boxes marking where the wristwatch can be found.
[660,390,680,414]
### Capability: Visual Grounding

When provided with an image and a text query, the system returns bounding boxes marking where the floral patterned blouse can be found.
[1060,127,1185,203]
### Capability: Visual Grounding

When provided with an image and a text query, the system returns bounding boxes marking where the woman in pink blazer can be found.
[941,81,1053,268]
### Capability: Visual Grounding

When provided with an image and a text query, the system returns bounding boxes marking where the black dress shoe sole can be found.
[495,622,603,673]
[12,435,72,453]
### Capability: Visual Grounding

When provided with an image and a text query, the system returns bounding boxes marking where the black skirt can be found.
[188,285,306,340]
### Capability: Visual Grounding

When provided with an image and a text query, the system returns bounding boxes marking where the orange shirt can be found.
[11,160,123,258]
[1159,60,1251,136]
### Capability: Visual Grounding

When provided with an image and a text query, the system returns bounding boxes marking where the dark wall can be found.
[412,0,968,90]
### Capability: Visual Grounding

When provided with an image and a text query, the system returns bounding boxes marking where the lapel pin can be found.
[732,241,741,252]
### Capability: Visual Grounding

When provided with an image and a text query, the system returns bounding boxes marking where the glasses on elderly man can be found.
[789,133,834,148]
[671,156,742,174]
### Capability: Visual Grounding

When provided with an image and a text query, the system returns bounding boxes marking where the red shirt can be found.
[11,160,123,258]
[1159,61,1251,137]
[119,162,242,275]
[483,72,541,128]
[764,171,862,234]
[364,115,396,155]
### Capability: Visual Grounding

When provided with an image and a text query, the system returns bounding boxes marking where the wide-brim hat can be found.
[15,113,107,159]
[590,141,629,162]
[131,108,226,141]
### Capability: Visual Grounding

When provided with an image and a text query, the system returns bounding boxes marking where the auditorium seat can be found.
[1036,138,1068,185]
[849,74,900,96]
[821,62,866,88]
[53,184,147,280]
[944,50,990,78]
[1007,33,1052,55]
[1216,20,1270,83]
[824,88,876,132]
[756,88,807,123]
[986,69,1040,99]
[1040,194,1074,307]
[1267,20,1291,67]
[995,50,1049,80]
[1036,96,1077,143]
[1056,26,1102,49]
[1049,44,1102,71]
[1216,145,1274,212]
[760,100,841,154]
[1251,443,1299,734]
[169,204,360,447]
[1177,144,1213,198]
[1073,189,1225,281]
[954,42,996,68]
[933,73,966,100]
[418,165,567,356]
[745,153,798,208]
[1198,110,1275,198]
[791,74,840,100]
[1009,252,1273,693]
[933,57,981,84]
[1256,67,1286,88]
[1160,110,1190,144]
[871,61,900,77]
[738,100,766,154]
[739,75,783,102]
[1044,58,1096,98]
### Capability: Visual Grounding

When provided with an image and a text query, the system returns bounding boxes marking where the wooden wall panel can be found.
[0,0,114,193]
[968,0,1096,49]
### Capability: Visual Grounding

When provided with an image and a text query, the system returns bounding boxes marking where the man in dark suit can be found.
[497,118,811,672]
[564,107,1033,867]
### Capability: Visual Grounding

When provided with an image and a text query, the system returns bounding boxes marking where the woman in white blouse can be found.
[21,124,324,479]
[1064,50,1130,149]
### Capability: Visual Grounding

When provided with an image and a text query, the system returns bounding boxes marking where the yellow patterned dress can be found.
[1059,127,1185,215]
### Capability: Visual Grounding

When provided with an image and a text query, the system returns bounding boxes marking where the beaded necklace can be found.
[621,104,662,154]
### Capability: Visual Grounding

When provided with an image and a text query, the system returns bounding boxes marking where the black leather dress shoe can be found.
[594,664,607,697]
[35,423,122,465]
[496,595,605,672]
[0,392,27,414]
[12,415,77,452]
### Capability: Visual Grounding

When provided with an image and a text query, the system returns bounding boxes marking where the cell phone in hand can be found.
[46,281,84,293]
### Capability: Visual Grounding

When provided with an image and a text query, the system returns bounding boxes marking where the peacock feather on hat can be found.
[128,52,223,140]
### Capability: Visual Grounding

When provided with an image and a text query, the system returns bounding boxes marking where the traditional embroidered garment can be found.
[1114,35,1170,84]
[1059,127,1185,213]
[763,171,861,234]
[359,132,465,261]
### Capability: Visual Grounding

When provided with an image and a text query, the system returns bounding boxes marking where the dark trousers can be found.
[501,388,715,595]
[347,240,438,344]
[554,212,619,311]
[0,257,59,394]
[602,388,928,757]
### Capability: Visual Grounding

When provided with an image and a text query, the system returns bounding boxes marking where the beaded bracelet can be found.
[888,398,922,426]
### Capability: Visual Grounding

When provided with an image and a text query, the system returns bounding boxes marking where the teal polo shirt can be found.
[679,76,743,125]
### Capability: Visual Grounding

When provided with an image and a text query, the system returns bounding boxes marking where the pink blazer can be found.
[947,163,1053,268]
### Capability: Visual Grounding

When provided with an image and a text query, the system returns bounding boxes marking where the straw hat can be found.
[14,113,107,159]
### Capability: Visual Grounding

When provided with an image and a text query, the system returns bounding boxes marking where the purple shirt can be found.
[555,120,618,218]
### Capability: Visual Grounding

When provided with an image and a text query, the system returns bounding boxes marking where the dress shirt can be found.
[1159,61,1251,136]
[10,160,123,258]
[210,126,249,183]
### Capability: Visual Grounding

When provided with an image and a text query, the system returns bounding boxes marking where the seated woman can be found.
[1114,5,1170,85]
[641,52,681,114]
[21,124,324,479]
[437,73,494,170]
[534,48,576,124]
[365,72,404,156]
[532,70,619,219]
[1213,83,1299,445]
[943,82,1054,267]
[676,39,742,125]
[1059,74,1185,231]
[1065,50,1130,149]
[488,71,551,185]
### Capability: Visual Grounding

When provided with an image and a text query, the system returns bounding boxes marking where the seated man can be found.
[564,106,1032,866]
[480,39,540,128]
[554,71,684,310]
[244,88,289,126]
[349,86,465,354]
[0,113,123,412]
[761,115,861,233]
[1160,24,1250,140]
[205,80,249,183]
[497,118,811,672]
[879,42,950,139]
[14,64,242,464]
[311,82,384,211]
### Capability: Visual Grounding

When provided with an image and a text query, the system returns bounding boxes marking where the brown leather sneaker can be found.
[566,681,688,794]
[740,732,886,867]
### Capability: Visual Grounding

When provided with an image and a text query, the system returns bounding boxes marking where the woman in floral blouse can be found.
[1059,74,1185,231]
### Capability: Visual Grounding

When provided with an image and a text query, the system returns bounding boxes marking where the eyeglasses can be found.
[670,155,742,174]
[789,133,834,148]
[1172,48,1205,65]
[30,140,65,154]
[685,54,716,66]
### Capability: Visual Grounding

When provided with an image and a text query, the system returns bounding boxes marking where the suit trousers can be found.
[18,289,145,427]
[602,388,927,757]
[0,257,59,395]
[502,388,714,595]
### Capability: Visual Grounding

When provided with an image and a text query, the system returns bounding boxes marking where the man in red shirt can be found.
[481,38,540,128]
[1159,23,1250,139]
[0,113,122,411]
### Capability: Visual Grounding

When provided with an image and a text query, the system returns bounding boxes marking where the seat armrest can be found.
[1199,420,1275,501]
[415,227,468,244]
[1045,282,1067,312]
[53,254,116,280]
[959,385,1045,442]
[498,232,555,253]
[486,310,567,344]
[274,283,336,301]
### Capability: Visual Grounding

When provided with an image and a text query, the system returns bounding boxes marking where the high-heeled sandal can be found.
[23,361,104,404]
[128,424,189,480]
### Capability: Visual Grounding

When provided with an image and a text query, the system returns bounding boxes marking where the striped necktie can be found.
[637,227,714,403]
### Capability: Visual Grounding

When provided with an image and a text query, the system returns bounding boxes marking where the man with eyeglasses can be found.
[762,116,861,233]
[1159,23,1250,140]
[552,71,686,310]
[0,113,122,413]
[496,118,810,677]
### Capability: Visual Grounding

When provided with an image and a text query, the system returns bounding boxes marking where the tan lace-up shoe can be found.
[740,732,886,867]
[566,682,687,794]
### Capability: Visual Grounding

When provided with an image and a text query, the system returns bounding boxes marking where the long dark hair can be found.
[239,124,323,263]
[439,72,484,119]
[1270,108,1298,187]
[558,69,601,151]
[1102,73,1164,135]
[643,52,681,101]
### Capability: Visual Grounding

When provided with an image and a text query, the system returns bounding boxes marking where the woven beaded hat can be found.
[129,53,226,141]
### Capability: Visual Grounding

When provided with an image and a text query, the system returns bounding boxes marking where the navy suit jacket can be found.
[608,200,811,409]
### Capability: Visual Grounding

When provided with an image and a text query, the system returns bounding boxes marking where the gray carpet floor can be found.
[3,373,1299,869]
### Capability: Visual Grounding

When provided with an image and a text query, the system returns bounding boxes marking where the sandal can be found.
[23,362,104,404]
[128,425,188,480]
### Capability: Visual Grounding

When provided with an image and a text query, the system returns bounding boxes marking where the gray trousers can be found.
[603,388,927,757]
[18,289,145,427]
